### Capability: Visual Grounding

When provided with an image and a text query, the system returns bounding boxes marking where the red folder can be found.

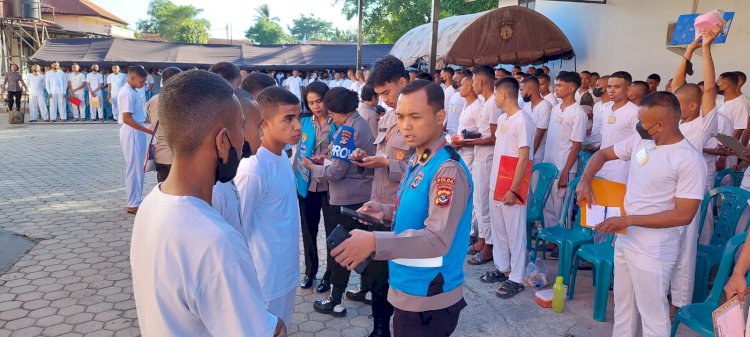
[493,156,532,205]
[68,96,82,107]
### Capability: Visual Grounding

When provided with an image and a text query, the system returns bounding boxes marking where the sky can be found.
[92,0,358,39]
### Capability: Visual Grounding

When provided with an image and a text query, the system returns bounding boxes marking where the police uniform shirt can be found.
[522,99,552,162]
[371,109,410,204]
[596,101,639,184]
[305,115,334,192]
[372,137,471,312]
[543,102,588,174]
[357,102,379,137]
[147,95,173,165]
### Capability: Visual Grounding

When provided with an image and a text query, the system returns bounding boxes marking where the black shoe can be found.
[346,287,372,305]
[369,315,392,337]
[316,280,331,293]
[313,296,347,317]
[299,275,314,289]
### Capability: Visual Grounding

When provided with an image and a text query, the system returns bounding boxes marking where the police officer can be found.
[302,87,375,317]
[349,55,410,337]
[332,80,473,337]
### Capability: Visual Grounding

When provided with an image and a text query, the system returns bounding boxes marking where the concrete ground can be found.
[0,112,700,336]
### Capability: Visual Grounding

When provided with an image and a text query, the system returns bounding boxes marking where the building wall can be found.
[517,0,749,85]
[41,14,133,38]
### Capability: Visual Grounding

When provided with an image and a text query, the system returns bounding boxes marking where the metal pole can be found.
[429,0,439,74]
[356,0,363,70]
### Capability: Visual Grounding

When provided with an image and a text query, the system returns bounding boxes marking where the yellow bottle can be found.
[552,276,565,313]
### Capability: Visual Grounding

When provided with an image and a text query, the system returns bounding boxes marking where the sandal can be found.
[496,280,525,299]
[467,243,478,255]
[467,252,492,265]
[548,251,559,260]
[480,270,508,284]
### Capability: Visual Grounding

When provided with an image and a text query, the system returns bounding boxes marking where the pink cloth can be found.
[694,10,725,38]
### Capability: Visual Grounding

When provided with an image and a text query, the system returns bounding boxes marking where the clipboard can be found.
[493,156,532,205]
[580,177,627,234]
[91,96,100,109]
[712,294,747,337]
[715,133,749,161]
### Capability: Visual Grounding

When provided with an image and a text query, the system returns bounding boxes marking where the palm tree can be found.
[254,4,280,23]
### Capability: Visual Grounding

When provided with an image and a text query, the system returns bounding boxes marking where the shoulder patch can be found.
[434,176,456,208]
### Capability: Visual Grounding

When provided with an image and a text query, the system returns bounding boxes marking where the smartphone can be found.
[340,207,383,226]
[350,158,364,163]
[327,225,370,274]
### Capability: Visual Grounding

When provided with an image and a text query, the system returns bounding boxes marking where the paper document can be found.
[712,294,747,337]
[584,205,622,228]
[715,133,749,161]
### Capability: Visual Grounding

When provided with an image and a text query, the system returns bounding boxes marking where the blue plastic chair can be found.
[568,234,615,322]
[693,187,750,302]
[532,177,594,286]
[526,163,559,251]
[671,232,748,337]
[713,168,745,188]
[575,151,593,178]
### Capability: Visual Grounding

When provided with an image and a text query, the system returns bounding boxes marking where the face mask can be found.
[592,88,603,98]
[635,121,657,140]
[522,94,532,103]
[242,140,252,158]
[215,137,241,183]
[717,88,725,96]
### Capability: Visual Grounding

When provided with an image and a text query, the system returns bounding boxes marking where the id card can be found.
[608,115,616,124]
[556,115,563,124]
[500,124,508,134]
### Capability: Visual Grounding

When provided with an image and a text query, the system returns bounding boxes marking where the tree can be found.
[288,15,334,41]
[330,28,358,43]
[254,3,279,23]
[337,0,497,43]
[245,4,296,44]
[136,0,210,44]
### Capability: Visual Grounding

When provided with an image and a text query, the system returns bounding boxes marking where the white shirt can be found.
[118,82,146,125]
[613,135,706,259]
[349,80,361,93]
[475,95,504,162]
[596,101,639,184]
[107,73,126,99]
[543,102,588,173]
[67,72,86,94]
[575,88,600,104]
[27,73,45,96]
[543,92,558,107]
[342,79,352,89]
[587,101,610,147]
[458,97,483,134]
[86,72,104,93]
[44,70,67,94]
[285,76,303,100]
[490,110,535,188]
[131,186,277,337]
[446,90,465,135]
[522,99,553,162]
[212,182,242,232]
[234,147,300,301]
[679,107,719,178]
[718,96,749,132]
[444,85,457,120]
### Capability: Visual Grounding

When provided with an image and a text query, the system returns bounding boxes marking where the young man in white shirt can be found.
[67,63,86,121]
[452,75,482,240]
[130,70,285,337]
[45,61,67,122]
[483,77,535,299]
[235,86,302,326]
[107,65,127,121]
[716,71,748,149]
[520,76,552,163]
[627,81,649,107]
[27,64,48,122]
[538,73,557,107]
[543,71,588,230]
[445,69,467,135]
[577,91,706,337]
[585,75,611,150]
[283,69,304,106]
[575,70,595,104]
[670,33,719,314]
[595,71,639,184]
[86,64,104,121]
[119,66,154,214]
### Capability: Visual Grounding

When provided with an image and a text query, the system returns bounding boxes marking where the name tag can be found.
[608,115,616,124]
[556,115,563,124]
[500,124,508,134]
[450,106,456,113]
[635,147,649,166]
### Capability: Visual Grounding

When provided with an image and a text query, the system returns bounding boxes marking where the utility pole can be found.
[356,0,363,70]
[429,0,439,74]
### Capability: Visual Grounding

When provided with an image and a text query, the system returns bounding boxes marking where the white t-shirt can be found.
[719,96,749,132]
[45,70,67,94]
[349,80,361,93]
[613,135,706,259]
[543,92,558,107]
[522,99,552,162]
[234,147,300,301]
[596,101,639,184]
[131,186,277,337]
[444,85,457,117]
[67,72,86,94]
[446,90,465,135]
[118,82,146,125]
[490,110,535,189]
[680,107,719,179]
[285,76,303,100]
[342,79,352,90]
[86,72,104,93]
[475,95,503,162]
[543,102,588,173]
[107,73,126,98]
[27,73,45,96]
[587,101,611,148]
[212,182,242,232]
[458,97,483,134]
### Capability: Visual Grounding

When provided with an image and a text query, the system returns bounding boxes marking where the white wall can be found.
[530,0,750,85]
[43,14,132,38]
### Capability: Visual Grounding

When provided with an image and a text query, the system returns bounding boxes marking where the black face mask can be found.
[592,88,604,98]
[635,121,657,140]
[216,138,241,183]
[522,94,532,103]
[242,140,252,158]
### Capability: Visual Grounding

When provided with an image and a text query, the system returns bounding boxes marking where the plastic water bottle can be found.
[552,276,565,313]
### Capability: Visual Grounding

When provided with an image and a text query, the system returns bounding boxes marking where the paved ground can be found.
[0,113,699,336]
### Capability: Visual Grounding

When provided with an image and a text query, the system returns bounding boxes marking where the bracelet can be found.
[509,190,525,204]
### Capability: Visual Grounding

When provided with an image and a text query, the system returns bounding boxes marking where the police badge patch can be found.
[434,176,455,207]
[411,172,424,189]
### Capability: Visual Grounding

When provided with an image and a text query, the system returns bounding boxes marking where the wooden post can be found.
[429,0,440,74]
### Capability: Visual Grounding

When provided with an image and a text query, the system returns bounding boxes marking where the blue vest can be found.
[389,145,473,297]
[295,116,336,197]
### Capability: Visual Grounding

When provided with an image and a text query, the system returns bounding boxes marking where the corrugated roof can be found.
[41,0,129,26]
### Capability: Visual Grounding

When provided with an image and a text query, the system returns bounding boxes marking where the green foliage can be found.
[246,18,296,44]
[136,0,210,44]
[337,0,497,43]
[288,15,334,41]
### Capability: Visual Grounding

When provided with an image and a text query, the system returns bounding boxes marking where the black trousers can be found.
[155,163,172,183]
[329,202,366,291]
[299,191,337,280]
[393,298,467,337]
[6,91,21,111]
[362,259,394,319]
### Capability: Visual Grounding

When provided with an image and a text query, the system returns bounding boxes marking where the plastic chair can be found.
[568,234,615,322]
[532,177,594,286]
[713,168,745,188]
[693,187,750,303]
[671,232,748,337]
[575,151,593,178]
[526,163,559,251]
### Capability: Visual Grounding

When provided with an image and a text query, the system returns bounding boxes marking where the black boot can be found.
[369,315,391,337]
[313,286,347,317]
[345,286,372,304]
